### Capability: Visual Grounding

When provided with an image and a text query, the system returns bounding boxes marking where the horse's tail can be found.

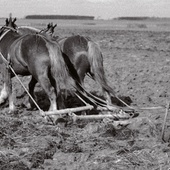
[48,41,84,94]
[47,42,71,91]
[87,41,133,108]
[87,40,116,96]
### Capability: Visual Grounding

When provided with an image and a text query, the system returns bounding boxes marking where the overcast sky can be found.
[0,0,170,19]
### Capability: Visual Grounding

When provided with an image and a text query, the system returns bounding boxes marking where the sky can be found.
[0,0,170,19]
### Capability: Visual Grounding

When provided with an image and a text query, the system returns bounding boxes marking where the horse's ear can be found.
[5,18,9,26]
[47,23,51,28]
[53,24,57,28]
[13,18,17,23]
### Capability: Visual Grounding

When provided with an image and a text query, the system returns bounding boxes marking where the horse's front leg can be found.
[1,64,15,112]
[8,72,15,112]
[0,64,9,104]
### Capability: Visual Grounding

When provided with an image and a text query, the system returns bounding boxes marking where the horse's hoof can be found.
[44,116,55,125]
[23,101,36,111]
[55,117,67,124]
[8,109,19,115]
[24,102,32,109]
[0,98,7,105]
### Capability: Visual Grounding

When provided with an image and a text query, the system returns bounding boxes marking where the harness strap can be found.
[2,26,17,32]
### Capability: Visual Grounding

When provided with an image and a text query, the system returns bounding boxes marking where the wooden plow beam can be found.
[44,105,94,115]
[44,104,121,116]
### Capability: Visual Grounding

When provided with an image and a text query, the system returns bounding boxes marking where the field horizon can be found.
[1,17,170,32]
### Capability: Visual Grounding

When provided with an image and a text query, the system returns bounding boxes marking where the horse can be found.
[0,17,79,117]
[44,23,115,105]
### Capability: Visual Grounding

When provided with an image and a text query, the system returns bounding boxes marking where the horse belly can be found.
[12,63,30,75]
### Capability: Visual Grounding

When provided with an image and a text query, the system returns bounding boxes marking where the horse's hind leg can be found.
[104,90,112,105]
[24,76,37,109]
[38,74,57,111]
[49,76,65,110]
[78,70,86,87]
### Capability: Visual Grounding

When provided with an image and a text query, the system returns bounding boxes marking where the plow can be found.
[42,96,135,122]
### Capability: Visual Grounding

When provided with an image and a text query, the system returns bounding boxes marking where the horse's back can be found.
[17,26,39,35]
[59,35,87,54]
[59,35,89,61]
[58,35,91,81]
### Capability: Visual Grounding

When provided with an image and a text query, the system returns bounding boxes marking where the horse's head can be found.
[0,15,18,37]
[39,22,57,36]
[47,22,57,35]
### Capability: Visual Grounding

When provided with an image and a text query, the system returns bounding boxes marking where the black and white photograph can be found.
[0,0,170,169]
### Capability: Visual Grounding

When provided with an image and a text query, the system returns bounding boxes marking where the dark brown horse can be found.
[55,28,115,104]
[0,18,77,115]
[51,24,132,108]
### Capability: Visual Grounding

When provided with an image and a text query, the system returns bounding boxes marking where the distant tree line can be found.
[116,17,149,20]
[25,15,94,20]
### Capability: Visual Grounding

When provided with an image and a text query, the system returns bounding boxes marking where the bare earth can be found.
[1,26,170,169]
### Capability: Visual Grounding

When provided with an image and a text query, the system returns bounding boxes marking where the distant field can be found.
[1,18,170,32]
